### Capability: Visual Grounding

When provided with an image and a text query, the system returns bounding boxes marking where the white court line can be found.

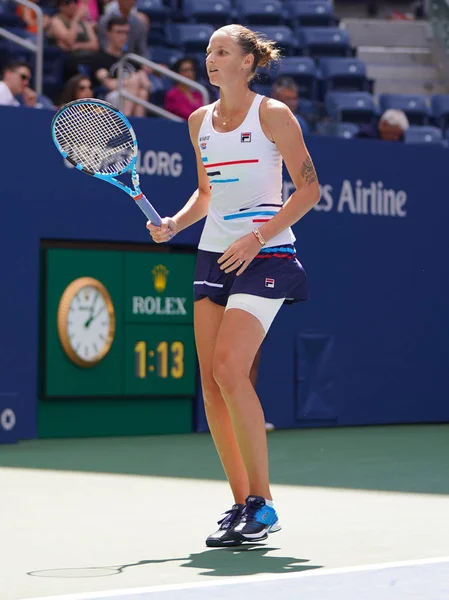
[25,556,449,600]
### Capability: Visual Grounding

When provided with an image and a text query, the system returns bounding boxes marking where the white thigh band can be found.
[225,293,285,334]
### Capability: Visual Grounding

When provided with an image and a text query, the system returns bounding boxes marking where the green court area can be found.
[1,425,448,600]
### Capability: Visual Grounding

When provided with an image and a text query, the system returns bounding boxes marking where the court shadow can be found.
[179,546,322,577]
[3,425,449,495]
[27,548,322,579]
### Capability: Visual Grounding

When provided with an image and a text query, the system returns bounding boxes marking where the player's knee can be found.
[213,352,243,393]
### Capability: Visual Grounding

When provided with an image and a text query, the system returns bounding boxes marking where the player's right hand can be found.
[146,217,177,243]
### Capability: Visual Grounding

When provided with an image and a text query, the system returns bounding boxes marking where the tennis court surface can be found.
[1,425,448,600]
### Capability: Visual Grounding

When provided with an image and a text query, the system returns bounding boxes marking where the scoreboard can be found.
[39,243,197,437]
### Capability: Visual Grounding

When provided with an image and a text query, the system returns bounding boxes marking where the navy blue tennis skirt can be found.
[194,245,309,307]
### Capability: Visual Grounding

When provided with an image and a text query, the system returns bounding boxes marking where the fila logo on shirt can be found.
[241,132,251,143]
[265,278,275,288]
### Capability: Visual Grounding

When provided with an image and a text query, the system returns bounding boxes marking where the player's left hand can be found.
[218,233,262,276]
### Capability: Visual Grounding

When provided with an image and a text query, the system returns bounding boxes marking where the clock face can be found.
[58,278,115,367]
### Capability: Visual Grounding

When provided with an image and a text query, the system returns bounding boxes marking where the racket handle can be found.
[134,194,162,227]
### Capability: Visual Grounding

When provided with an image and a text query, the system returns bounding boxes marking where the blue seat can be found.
[136,0,169,27]
[236,0,284,25]
[149,46,182,66]
[183,0,232,25]
[250,82,272,96]
[334,122,360,139]
[299,27,352,58]
[165,23,215,52]
[379,94,429,126]
[249,25,296,56]
[320,57,368,93]
[325,91,377,124]
[431,94,449,130]
[404,126,443,145]
[277,56,318,99]
[0,1,24,28]
[42,46,65,99]
[287,1,337,28]
[0,39,34,63]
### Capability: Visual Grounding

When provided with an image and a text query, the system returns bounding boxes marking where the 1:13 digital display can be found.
[124,324,196,396]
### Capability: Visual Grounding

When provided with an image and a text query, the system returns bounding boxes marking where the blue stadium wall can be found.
[0,106,448,441]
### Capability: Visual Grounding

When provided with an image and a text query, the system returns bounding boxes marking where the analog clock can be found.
[57,277,116,368]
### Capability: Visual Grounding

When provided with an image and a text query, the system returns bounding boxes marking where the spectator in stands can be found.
[77,0,101,23]
[356,109,409,142]
[103,0,150,30]
[0,60,37,108]
[16,0,51,36]
[98,0,148,57]
[91,17,151,117]
[60,73,94,104]
[271,77,309,134]
[49,0,99,78]
[164,57,204,120]
[50,0,99,52]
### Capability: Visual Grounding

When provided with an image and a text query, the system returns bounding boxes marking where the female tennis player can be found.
[147,24,320,547]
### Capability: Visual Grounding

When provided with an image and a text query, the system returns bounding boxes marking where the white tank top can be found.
[197,94,295,252]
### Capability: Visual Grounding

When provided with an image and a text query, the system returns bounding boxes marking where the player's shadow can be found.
[180,546,322,577]
[27,547,321,579]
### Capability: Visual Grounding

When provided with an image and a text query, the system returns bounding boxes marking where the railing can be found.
[0,0,44,96]
[117,53,210,122]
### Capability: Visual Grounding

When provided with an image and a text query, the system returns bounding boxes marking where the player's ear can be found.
[242,53,254,73]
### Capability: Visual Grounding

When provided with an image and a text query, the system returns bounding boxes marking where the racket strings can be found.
[54,103,135,175]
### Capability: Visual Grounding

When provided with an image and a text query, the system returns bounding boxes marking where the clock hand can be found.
[84,305,106,328]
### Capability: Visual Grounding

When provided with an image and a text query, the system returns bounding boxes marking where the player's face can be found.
[206,31,253,87]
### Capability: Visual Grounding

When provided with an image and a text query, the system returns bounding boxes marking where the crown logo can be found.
[152,264,169,293]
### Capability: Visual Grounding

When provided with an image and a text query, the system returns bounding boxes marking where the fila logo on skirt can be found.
[241,132,251,143]
[265,278,275,288]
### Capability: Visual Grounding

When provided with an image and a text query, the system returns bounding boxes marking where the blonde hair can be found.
[218,24,282,81]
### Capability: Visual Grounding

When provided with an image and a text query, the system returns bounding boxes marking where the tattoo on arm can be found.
[301,157,317,186]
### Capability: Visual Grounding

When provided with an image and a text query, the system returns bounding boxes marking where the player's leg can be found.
[194,298,249,502]
[213,307,269,499]
[195,297,249,546]
[213,294,284,542]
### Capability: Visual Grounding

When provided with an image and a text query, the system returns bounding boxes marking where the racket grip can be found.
[135,194,162,227]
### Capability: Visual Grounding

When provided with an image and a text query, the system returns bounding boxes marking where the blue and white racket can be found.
[51,98,162,226]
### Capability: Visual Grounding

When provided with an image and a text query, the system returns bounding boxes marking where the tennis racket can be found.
[51,98,162,226]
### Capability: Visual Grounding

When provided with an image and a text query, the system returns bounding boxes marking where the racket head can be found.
[51,98,137,177]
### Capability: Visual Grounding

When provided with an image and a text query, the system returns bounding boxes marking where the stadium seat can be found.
[236,0,285,25]
[42,46,65,100]
[287,1,337,28]
[183,0,232,26]
[431,94,449,130]
[249,25,296,56]
[320,57,368,93]
[334,122,360,138]
[299,27,352,58]
[379,93,430,126]
[136,0,169,27]
[277,56,318,99]
[0,2,24,28]
[149,46,183,67]
[404,126,443,145]
[165,23,215,52]
[325,91,377,124]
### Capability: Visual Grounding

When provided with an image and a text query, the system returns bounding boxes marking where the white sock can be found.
[265,498,275,509]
